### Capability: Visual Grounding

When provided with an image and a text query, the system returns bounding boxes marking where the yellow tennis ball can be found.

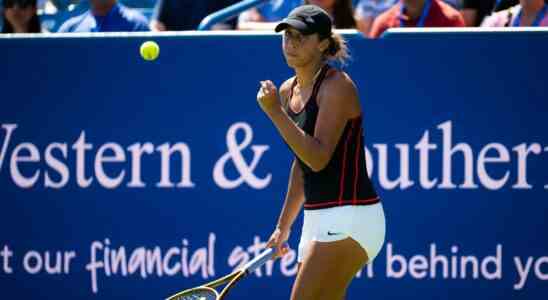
[140,41,160,61]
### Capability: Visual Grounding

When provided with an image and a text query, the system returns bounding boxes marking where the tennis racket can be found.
[165,246,279,300]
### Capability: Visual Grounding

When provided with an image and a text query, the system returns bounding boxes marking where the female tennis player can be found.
[257,5,386,300]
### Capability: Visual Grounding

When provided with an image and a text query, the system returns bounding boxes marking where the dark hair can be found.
[323,32,350,66]
[1,4,41,33]
[305,0,356,29]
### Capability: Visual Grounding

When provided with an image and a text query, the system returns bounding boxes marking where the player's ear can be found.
[318,38,330,53]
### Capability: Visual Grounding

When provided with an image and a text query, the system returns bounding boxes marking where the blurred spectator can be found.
[481,0,547,26]
[237,0,302,30]
[369,0,465,38]
[355,0,397,35]
[151,0,239,31]
[461,0,518,26]
[46,0,77,11]
[443,0,462,9]
[1,0,42,33]
[57,0,148,32]
[305,0,357,28]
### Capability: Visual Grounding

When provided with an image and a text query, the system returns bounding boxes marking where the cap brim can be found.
[274,19,312,34]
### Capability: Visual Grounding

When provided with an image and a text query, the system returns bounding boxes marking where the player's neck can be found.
[92,0,117,16]
[520,0,545,16]
[295,62,325,89]
[403,0,427,19]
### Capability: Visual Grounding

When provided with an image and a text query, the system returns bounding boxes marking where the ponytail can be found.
[324,32,350,66]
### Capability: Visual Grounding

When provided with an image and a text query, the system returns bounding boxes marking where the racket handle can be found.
[241,244,285,274]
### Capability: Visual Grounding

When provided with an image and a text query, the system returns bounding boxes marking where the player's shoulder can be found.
[279,76,296,104]
[323,68,356,94]
[280,77,295,92]
[319,67,358,108]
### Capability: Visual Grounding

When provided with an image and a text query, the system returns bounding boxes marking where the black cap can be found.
[275,5,332,39]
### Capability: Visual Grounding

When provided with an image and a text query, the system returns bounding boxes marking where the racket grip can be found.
[242,244,286,274]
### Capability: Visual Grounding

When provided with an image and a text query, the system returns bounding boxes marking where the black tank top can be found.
[286,65,380,210]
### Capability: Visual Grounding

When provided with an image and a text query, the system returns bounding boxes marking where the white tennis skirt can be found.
[297,202,386,264]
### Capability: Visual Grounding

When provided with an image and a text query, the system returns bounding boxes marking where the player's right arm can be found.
[276,78,305,232]
[267,159,305,257]
[277,159,305,231]
[266,78,304,257]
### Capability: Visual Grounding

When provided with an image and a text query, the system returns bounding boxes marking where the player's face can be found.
[282,27,324,68]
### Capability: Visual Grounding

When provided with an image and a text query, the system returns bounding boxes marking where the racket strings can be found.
[171,291,216,300]
[168,288,218,300]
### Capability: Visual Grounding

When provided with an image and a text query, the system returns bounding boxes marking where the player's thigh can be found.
[290,237,368,300]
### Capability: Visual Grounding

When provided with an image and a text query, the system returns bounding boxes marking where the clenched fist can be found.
[257,80,282,117]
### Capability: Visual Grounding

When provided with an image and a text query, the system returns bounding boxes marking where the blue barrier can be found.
[0,30,547,300]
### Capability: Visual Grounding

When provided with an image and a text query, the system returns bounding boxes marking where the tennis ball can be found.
[140,41,160,61]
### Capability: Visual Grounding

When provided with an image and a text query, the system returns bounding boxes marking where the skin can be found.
[460,9,478,26]
[3,3,37,33]
[258,27,369,300]
[355,15,375,36]
[517,0,546,26]
[150,20,166,31]
[237,7,279,30]
[403,0,428,20]
[89,0,117,16]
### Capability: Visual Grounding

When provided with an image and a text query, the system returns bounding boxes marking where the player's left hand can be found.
[257,80,282,117]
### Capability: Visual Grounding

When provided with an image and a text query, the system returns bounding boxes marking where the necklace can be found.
[298,64,325,89]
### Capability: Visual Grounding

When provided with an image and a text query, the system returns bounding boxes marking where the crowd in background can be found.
[1,0,547,37]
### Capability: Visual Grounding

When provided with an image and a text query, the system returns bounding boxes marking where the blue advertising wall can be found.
[0,30,547,300]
